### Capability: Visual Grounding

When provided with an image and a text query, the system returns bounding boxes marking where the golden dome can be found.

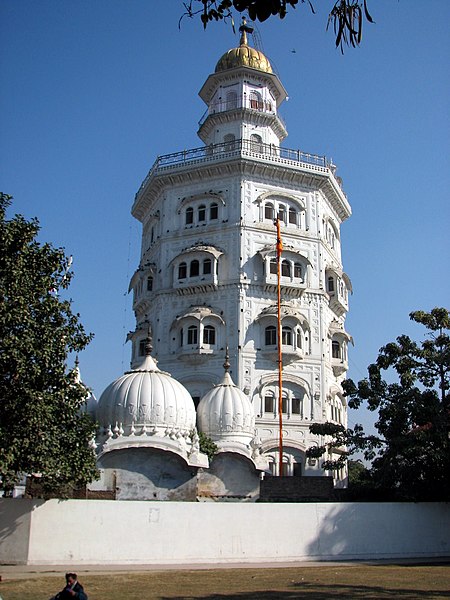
[215,23,273,74]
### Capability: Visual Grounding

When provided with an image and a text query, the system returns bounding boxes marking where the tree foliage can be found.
[308,308,450,501]
[181,0,374,52]
[0,193,98,495]
[198,431,219,460]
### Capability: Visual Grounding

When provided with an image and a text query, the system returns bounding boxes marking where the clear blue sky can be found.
[1,1,449,433]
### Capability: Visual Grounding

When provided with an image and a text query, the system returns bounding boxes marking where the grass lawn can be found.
[1,564,449,600]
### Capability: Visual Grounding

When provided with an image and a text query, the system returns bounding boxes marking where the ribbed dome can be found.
[215,24,272,74]
[97,353,196,434]
[197,369,255,444]
[215,45,272,74]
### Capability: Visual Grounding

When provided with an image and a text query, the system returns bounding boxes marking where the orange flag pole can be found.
[276,216,283,476]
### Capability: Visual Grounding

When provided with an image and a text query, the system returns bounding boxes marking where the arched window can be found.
[223,133,236,151]
[294,263,303,279]
[198,205,206,222]
[282,326,292,346]
[209,203,218,220]
[332,340,341,359]
[178,262,187,279]
[282,394,288,414]
[292,397,302,415]
[265,202,274,221]
[203,258,212,275]
[187,325,198,345]
[281,260,291,277]
[296,328,302,349]
[265,325,277,346]
[138,339,146,356]
[250,133,263,153]
[289,207,297,225]
[327,276,335,293]
[226,90,238,109]
[190,260,200,277]
[249,90,262,109]
[269,258,277,275]
[185,207,194,225]
[278,205,286,223]
[147,276,153,291]
[203,325,215,345]
[264,394,274,413]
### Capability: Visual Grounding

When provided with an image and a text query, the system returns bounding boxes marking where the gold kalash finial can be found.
[239,16,254,46]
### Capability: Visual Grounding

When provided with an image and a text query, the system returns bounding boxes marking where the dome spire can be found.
[239,16,253,47]
[223,346,230,373]
[144,326,153,356]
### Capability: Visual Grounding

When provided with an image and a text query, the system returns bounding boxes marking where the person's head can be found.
[65,573,77,585]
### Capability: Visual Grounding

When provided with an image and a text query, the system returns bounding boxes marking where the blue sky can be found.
[1,1,449,433]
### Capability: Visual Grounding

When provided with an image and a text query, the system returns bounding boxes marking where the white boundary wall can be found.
[1,499,449,565]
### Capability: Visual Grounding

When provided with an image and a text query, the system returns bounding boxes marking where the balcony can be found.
[198,95,283,128]
[135,138,329,200]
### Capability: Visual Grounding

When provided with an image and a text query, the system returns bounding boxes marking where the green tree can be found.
[308,308,450,501]
[182,0,374,52]
[0,194,98,495]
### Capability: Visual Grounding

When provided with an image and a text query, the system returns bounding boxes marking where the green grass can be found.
[1,564,449,599]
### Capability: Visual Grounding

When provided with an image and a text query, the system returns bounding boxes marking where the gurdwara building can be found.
[95,24,352,501]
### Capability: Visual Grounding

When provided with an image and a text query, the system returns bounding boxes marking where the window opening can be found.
[281,260,291,277]
[265,325,277,346]
[265,202,275,221]
[198,205,206,222]
[190,260,200,277]
[250,133,263,153]
[292,397,301,415]
[203,258,212,275]
[187,325,198,345]
[269,258,277,275]
[203,325,216,345]
[289,208,297,225]
[186,207,194,225]
[226,91,238,110]
[264,395,274,413]
[282,326,292,346]
[178,262,187,279]
[332,340,341,359]
[210,203,218,220]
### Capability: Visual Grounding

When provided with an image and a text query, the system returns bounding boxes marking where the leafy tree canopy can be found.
[307,308,450,501]
[0,193,98,495]
[181,0,374,52]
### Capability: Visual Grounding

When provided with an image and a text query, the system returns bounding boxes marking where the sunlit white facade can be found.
[126,26,352,487]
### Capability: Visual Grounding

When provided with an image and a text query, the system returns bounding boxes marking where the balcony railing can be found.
[136,138,329,199]
[198,95,285,129]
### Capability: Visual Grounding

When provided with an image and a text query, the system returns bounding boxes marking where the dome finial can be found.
[144,326,153,356]
[239,16,253,47]
[223,346,230,373]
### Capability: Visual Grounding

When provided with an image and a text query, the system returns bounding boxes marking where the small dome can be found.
[215,23,272,74]
[197,360,255,445]
[97,353,196,434]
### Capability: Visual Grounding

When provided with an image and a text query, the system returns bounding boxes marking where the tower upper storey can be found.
[198,20,287,146]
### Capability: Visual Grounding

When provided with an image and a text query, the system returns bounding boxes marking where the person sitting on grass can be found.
[50,572,88,600]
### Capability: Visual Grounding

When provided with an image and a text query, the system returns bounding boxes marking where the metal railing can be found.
[198,95,283,128]
[136,139,329,198]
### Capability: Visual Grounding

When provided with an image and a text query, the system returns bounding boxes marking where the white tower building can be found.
[128,23,352,486]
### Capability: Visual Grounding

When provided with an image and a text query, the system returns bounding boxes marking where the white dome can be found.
[197,370,255,445]
[97,354,196,434]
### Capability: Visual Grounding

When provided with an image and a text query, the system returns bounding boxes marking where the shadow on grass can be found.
[161,581,450,600]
